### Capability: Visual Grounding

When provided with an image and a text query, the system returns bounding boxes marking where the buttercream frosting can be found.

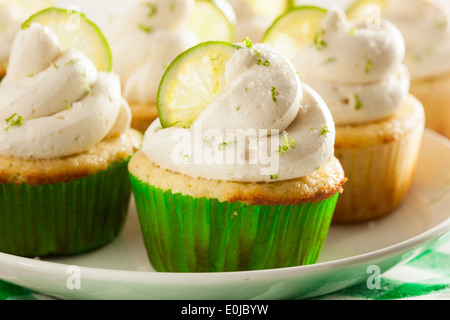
[0,23,131,159]
[293,8,409,125]
[382,0,450,80]
[142,43,335,183]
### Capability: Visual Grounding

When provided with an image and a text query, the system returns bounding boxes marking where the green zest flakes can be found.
[270,174,279,180]
[65,58,79,66]
[277,132,295,155]
[242,37,253,48]
[313,28,327,51]
[354,94,363,110]
[5,113,24,131]
[365,60,373,74]
[257,58,270,66]
[271,87,277,104]
[218,141,233,151]
[142,2,157,18]
[320,125,330,136]
[137,23,152,33]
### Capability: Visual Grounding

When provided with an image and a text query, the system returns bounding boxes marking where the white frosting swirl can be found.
[106,0,199,104]
[0,3,25,71]
[142,43,335,183]
[0,23,131,160]
[382,0,450,79]
[293,9,409,125]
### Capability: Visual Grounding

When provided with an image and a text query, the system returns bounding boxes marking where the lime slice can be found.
[188,0,236,42]
[346,0,388,21]
[262,6,328,60]
[2,0,54,15]
[21,7,112,72]
[245,0,291,21]
[157,41,241,128]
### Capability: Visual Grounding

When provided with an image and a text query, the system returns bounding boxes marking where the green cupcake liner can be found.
[130,174,339,273]
[0,159,132,257]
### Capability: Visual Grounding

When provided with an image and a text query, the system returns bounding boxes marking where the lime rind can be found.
[21,7,112,72]
[157,41,241,128]
[262,6,328,59]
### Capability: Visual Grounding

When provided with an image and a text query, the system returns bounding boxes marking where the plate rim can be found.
[0,129,449,296]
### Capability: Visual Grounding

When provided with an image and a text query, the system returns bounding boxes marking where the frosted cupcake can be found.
[271,8,425,222]
[129,40,345,272]
[0,12,141,256]
[106,0,236,132]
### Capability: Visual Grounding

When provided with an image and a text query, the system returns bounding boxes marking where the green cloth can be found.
[1,232,449,300]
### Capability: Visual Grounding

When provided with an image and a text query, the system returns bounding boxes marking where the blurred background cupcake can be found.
[346,0,450,139]
[105,0,236,133]
[264,7,425,223]
[129,40,345,272]
[0,0,53,77]
[0,8,141,257]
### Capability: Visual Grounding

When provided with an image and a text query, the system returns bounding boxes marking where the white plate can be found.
[0,129,449,300]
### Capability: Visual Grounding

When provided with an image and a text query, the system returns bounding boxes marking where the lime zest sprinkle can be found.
[277,132,295,155]
[320,125,331,136]
[65,99,71,110]
[271,87,277,104]
[5,113,24,131]
[142,2,157,18]
[257,58,270,66]
[244,87,248,92]
[313,28,327,50]
[348,27,357,36]
[242,37,253,48]
[218,141,233,151]
[65,59,79,66]
[27,73,34,78]
[322,57,336,64]
[53,63,59,70]
[270,174,279,180]
[354,94,363,110]
[236,105,241,112]
[137,23,152,33]
[365,60,373,74]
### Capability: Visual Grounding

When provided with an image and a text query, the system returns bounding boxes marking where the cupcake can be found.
[268,8,425,222]
[129,40,345,272]
[0,10,141,257]
[106,0,236,133]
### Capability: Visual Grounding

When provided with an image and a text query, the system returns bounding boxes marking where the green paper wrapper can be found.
[130,174,339,273]
[0,159,132,257]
